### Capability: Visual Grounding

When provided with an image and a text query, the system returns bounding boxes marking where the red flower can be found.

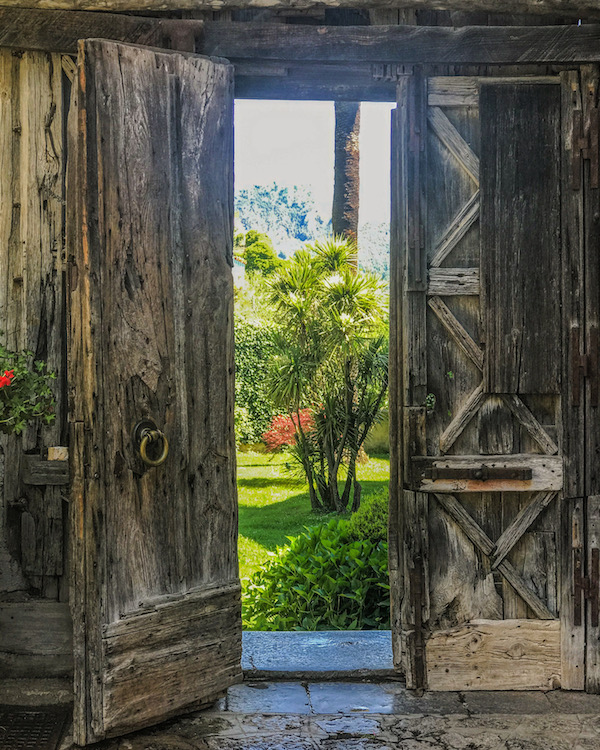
[0,370,15,389]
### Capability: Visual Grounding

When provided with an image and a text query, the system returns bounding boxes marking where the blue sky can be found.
[234,100,395,227]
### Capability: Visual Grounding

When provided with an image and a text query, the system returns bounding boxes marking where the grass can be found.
[237,450,390,583]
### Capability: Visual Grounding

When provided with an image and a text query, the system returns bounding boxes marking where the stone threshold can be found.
[242,630,396,680]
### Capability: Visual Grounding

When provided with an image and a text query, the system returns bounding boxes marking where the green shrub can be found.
[243,230,281,276]
[243,518,390,631]
[0,341,56,435]
[235,319,277,443]
[347,488,389,544]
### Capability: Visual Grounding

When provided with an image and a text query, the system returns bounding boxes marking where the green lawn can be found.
[237,450,390,583]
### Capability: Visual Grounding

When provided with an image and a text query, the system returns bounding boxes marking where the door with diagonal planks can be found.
[390,73,587,691]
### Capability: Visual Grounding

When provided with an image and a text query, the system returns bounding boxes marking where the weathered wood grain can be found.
[439,383,486,454]
[428,268,479,296]
[478,396,515,455]
[428,296,483,370]
[428,107,479,184]
[481,82,561,395]
[560,497,585,689]
[430,191,480,268]
[1,0,600,15]
[400,490,429,689]
[0,8,204,54]
[492,491,557,568]
[428,75,559,107]
[427,619,561,691]
[561,71,585,500]
[586,495,600,691]
[21,455,69,486]
[389,97,406,675]
[415,455,563,493]
[434,494,555,619]
[0,49,67,600]
[103,585,241,736]
[201,22,600,65]
[68,39,239,743]
[0,601,73,678]
[501,394,560,455]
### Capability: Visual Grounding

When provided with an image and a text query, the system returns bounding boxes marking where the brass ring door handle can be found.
[132,419,169,467]
[139,429,169,466]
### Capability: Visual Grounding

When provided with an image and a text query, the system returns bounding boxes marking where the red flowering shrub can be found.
[0,369,14,388]
[262,409,314,452]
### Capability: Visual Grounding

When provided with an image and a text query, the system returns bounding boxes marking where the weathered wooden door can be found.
[390,72,589,691]
[67,39,239,744]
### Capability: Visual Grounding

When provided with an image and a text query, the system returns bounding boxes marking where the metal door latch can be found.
[423,465,532,481]
[574,547,599,627]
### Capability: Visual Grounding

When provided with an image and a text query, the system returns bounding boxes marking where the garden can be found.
[234,234,391,632]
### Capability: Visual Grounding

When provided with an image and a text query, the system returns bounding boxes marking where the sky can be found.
[234,100,395,228]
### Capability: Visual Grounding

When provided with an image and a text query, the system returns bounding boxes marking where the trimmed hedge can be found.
[234,319,277,444]
[243,515,390,631]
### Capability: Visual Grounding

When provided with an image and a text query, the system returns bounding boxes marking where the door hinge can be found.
[574,547,599,627]
[571,325,599,407]
[573,106,599,190]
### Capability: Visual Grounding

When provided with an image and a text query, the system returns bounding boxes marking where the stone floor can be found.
[5,633,600,749]
[58,681,600,750]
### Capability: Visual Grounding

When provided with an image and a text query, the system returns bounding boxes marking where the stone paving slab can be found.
[58,682,600,750]
[68,710,600,750]
[242,632,394,680]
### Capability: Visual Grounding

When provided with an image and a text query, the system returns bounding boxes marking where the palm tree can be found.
[267,236,388,513]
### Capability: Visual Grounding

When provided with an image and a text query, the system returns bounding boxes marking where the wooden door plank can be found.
[434,493,556,619]
[389,98,405,674]
[403,73,428,408]
[428,76,559,108]
[428,107,479,185]
[481,82,561,395]
[430,191,480,268]
[582,66,600,497]
[561,71,585,500]
[401,490,429,690]
[428,296,483,370]
[428,268,479,296]
[561,497,586,690]
[439,383,486,454]
[586,495,600,691]
[492,491,558,568]
[501,394,559,455]
[427,619,561,691]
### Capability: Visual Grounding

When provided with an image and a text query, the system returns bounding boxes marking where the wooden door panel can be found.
[481,83,561,395]
[68,39,239,744]
[394,74,573,692]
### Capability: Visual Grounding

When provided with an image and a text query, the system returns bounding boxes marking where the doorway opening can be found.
[232,98,394,639]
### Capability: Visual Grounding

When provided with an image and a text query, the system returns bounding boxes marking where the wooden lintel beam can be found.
[0,7,204,54]
[0,0,599,16]
[4,9,600,67]
[203,22,600,65]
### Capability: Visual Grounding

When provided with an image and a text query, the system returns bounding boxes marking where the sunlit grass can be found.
[237,449,390,584]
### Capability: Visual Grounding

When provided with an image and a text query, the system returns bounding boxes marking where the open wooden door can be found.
[390,72,586,691]
[67,40,239,744]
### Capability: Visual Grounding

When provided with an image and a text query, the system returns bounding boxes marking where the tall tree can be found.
[326,8,369,264]
[332,101,361,248]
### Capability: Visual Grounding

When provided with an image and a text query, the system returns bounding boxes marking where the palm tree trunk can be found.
[332,101,360,260]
